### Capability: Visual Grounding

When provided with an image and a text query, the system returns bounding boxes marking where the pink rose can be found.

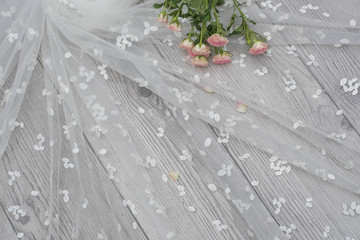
[191,56,209,67]
[206,34,229,47]
[179,38,194,51]
[167,21,182,32]
[191,43,211,56]
[188,50,196,58]
[156,12,168,23]
[249,41,268,55]
[212,52,231,64]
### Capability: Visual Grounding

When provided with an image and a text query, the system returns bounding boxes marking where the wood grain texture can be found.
[1,1,360,240]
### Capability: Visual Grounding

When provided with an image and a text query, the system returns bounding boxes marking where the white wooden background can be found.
[1,1,360,240]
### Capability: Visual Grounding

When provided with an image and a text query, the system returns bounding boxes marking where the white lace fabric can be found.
[0,0,360,239]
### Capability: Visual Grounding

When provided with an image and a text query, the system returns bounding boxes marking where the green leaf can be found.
[153,3,164,9]
[230,26,244,36]
[202,13,211,23]
[210,0,219,7]
[189,0,203,9]
[227,13,237,31]
[169,10,177,16]
[216,0,225,6]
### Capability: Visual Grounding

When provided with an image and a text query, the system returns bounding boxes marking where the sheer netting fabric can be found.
[0,0,360,239]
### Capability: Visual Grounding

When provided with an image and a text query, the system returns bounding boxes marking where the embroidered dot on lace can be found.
[232,54,247,67]
[166,232,176,239]
[292,120,304,129]
[217,164,233,177]
[279,224,296,238]
[138,107,145,113]
[161,174,168,182]
[282,69,297,92]
[204,138,212,147]
[254,67,268,76]
[285,45,298,57]
[7,29,18,43]
[212,219,228,232]
[34,133,45,151]
[322,225,330,238]
[1,6,15,17]
[260,0,282,11]
[31,190,39,197]
[60,190,70,203]
[340,77,359,95]
[306,55,319,66]
[273,197,286,215]
[312,89,323,99]
[177,185,186,196]
[239,153,250,160]
[315,168,336,181]
[116,33,139,49]
[64,52,72,58]
[8,171,20,186]
[97,64,109,80]
[72,143,79,154]
[299,4,319,14]
[342,201,360,216]
[263,31,272,41]
[8,205,26,221]
[208,183,217,192]
[62,157,75,169]
[269,155,291,175]
[143,21,158,35]
[180,149,192,161]
[305,197,313,208]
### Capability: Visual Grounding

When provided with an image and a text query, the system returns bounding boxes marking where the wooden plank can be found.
[0,202,18,240]
[0,0,359,239]
[81,68,260,240]
[0,61,149,240]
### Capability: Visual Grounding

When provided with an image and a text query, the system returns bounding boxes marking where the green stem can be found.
[175,2,185,17]
[200,23,206,44]
[232,0,246,19]
[214,9,220,33]
[189,26,194,39]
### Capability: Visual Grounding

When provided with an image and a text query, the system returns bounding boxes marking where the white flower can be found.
[144,22,158,35]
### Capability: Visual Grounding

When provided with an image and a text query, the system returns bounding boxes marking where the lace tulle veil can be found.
[0,0,359,239]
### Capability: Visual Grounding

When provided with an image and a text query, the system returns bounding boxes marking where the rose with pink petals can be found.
[212,52,232,64]
[191,43,211,56]
[249,41,268,55]
[207,34,229,47]
[188,50,196,58]
[179,38,194,51]
[156,11,168,23]
[191,56,209,67]
[167,21,182,32]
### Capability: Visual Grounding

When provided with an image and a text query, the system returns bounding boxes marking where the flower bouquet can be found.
[154,0,268,67]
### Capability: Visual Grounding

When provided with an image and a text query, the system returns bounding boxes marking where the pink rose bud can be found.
[212,52,232,64]
[156,12,168,23]
[179,38,194,51]
[188,50,197,58]
[191,56,209,67]
[206,34,229,47]
[236,102,247,113]
[249,41,268,55]
[191,44,211,56]
[203,86,215,93]
[167,21,182,32]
